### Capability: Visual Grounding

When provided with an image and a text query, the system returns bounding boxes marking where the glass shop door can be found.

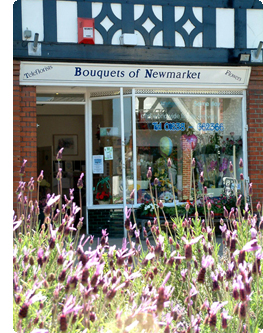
[91,96,134,208]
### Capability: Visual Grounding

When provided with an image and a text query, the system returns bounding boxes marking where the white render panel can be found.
[216,8,234,48]
[152,5,162,21]
[95,30,103,44]
[57,1,78,43]
[100,16,114,31]
[92,2,103,18]
[174,7,185,22]
[193,32,203,47]
[247,9,263,48]
[153,31,163,46]
[134,5,144,21]
[21,0,44,41]
[183,19,195,34]
[193,7,203,23]
[142,18,155,33]
[175,32,185,47]
[135,31,145,46]
[112,29,123,45]
[111,4,122,20]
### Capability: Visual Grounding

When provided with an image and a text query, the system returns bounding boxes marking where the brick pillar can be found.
[181,136,192,200]
[13,60,37,212]
[247,66,263,207]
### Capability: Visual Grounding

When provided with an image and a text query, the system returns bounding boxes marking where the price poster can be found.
[104,147,113,160]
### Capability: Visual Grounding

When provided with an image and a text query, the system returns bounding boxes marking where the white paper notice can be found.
[93,155,104,174]
[104,147,113,160]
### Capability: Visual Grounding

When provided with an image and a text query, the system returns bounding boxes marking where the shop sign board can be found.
[19,62,251,88]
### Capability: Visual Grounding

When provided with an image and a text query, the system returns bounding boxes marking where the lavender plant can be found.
[13,152,263,333]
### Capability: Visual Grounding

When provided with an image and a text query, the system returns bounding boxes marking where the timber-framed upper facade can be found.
[13,0,263,65]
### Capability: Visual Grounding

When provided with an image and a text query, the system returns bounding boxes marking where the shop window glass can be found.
[135,96,243,203]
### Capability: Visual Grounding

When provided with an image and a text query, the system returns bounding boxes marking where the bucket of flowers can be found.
[95,176,111,204]
[96,190,111,205]
[137,200,158,217]
[159,191,174,203]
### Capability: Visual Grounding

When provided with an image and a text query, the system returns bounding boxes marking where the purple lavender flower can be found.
[249,183,253,196]
[229,208,235,221]
[232,279,239,300]
[199,171,204,184]
[223,206,228,219]
[221,309,232,329]
[197,255,214,284]
[154,178,159,186]
[19,289,46,319]
[58,295,83,331]
[100,229,109,247]
[56,147,64,161]
[219,223,227,239]
[19,159,27,177]
[47,194,61,208]
[239,158,243,169]
[147,167,152,179]
[77,173,84,189]
[250,227,257,240]
[203,186,208,195]
[182,235,203,261]
[211,272,220,291]
[13,219,23,232]
[238,302,246,319]
[181,269,188,282]
[242,239,261,252]
[208,301,228,329]
[230,230,238,253]
[252,250,263,275]
[130,189,135,199]
[191,158,196,169]
[158,200,164,209]
[229,161,233,173]
[236,194,242,207]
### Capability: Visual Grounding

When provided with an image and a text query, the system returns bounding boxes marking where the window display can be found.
[91,94,243,207]
[135,96,243,204]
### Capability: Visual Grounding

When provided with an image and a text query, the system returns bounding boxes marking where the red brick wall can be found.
[247,66,263,207]
[13,60,37,211]
[181,136,192,200]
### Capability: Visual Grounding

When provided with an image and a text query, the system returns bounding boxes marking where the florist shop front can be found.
[18,62,250,236]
